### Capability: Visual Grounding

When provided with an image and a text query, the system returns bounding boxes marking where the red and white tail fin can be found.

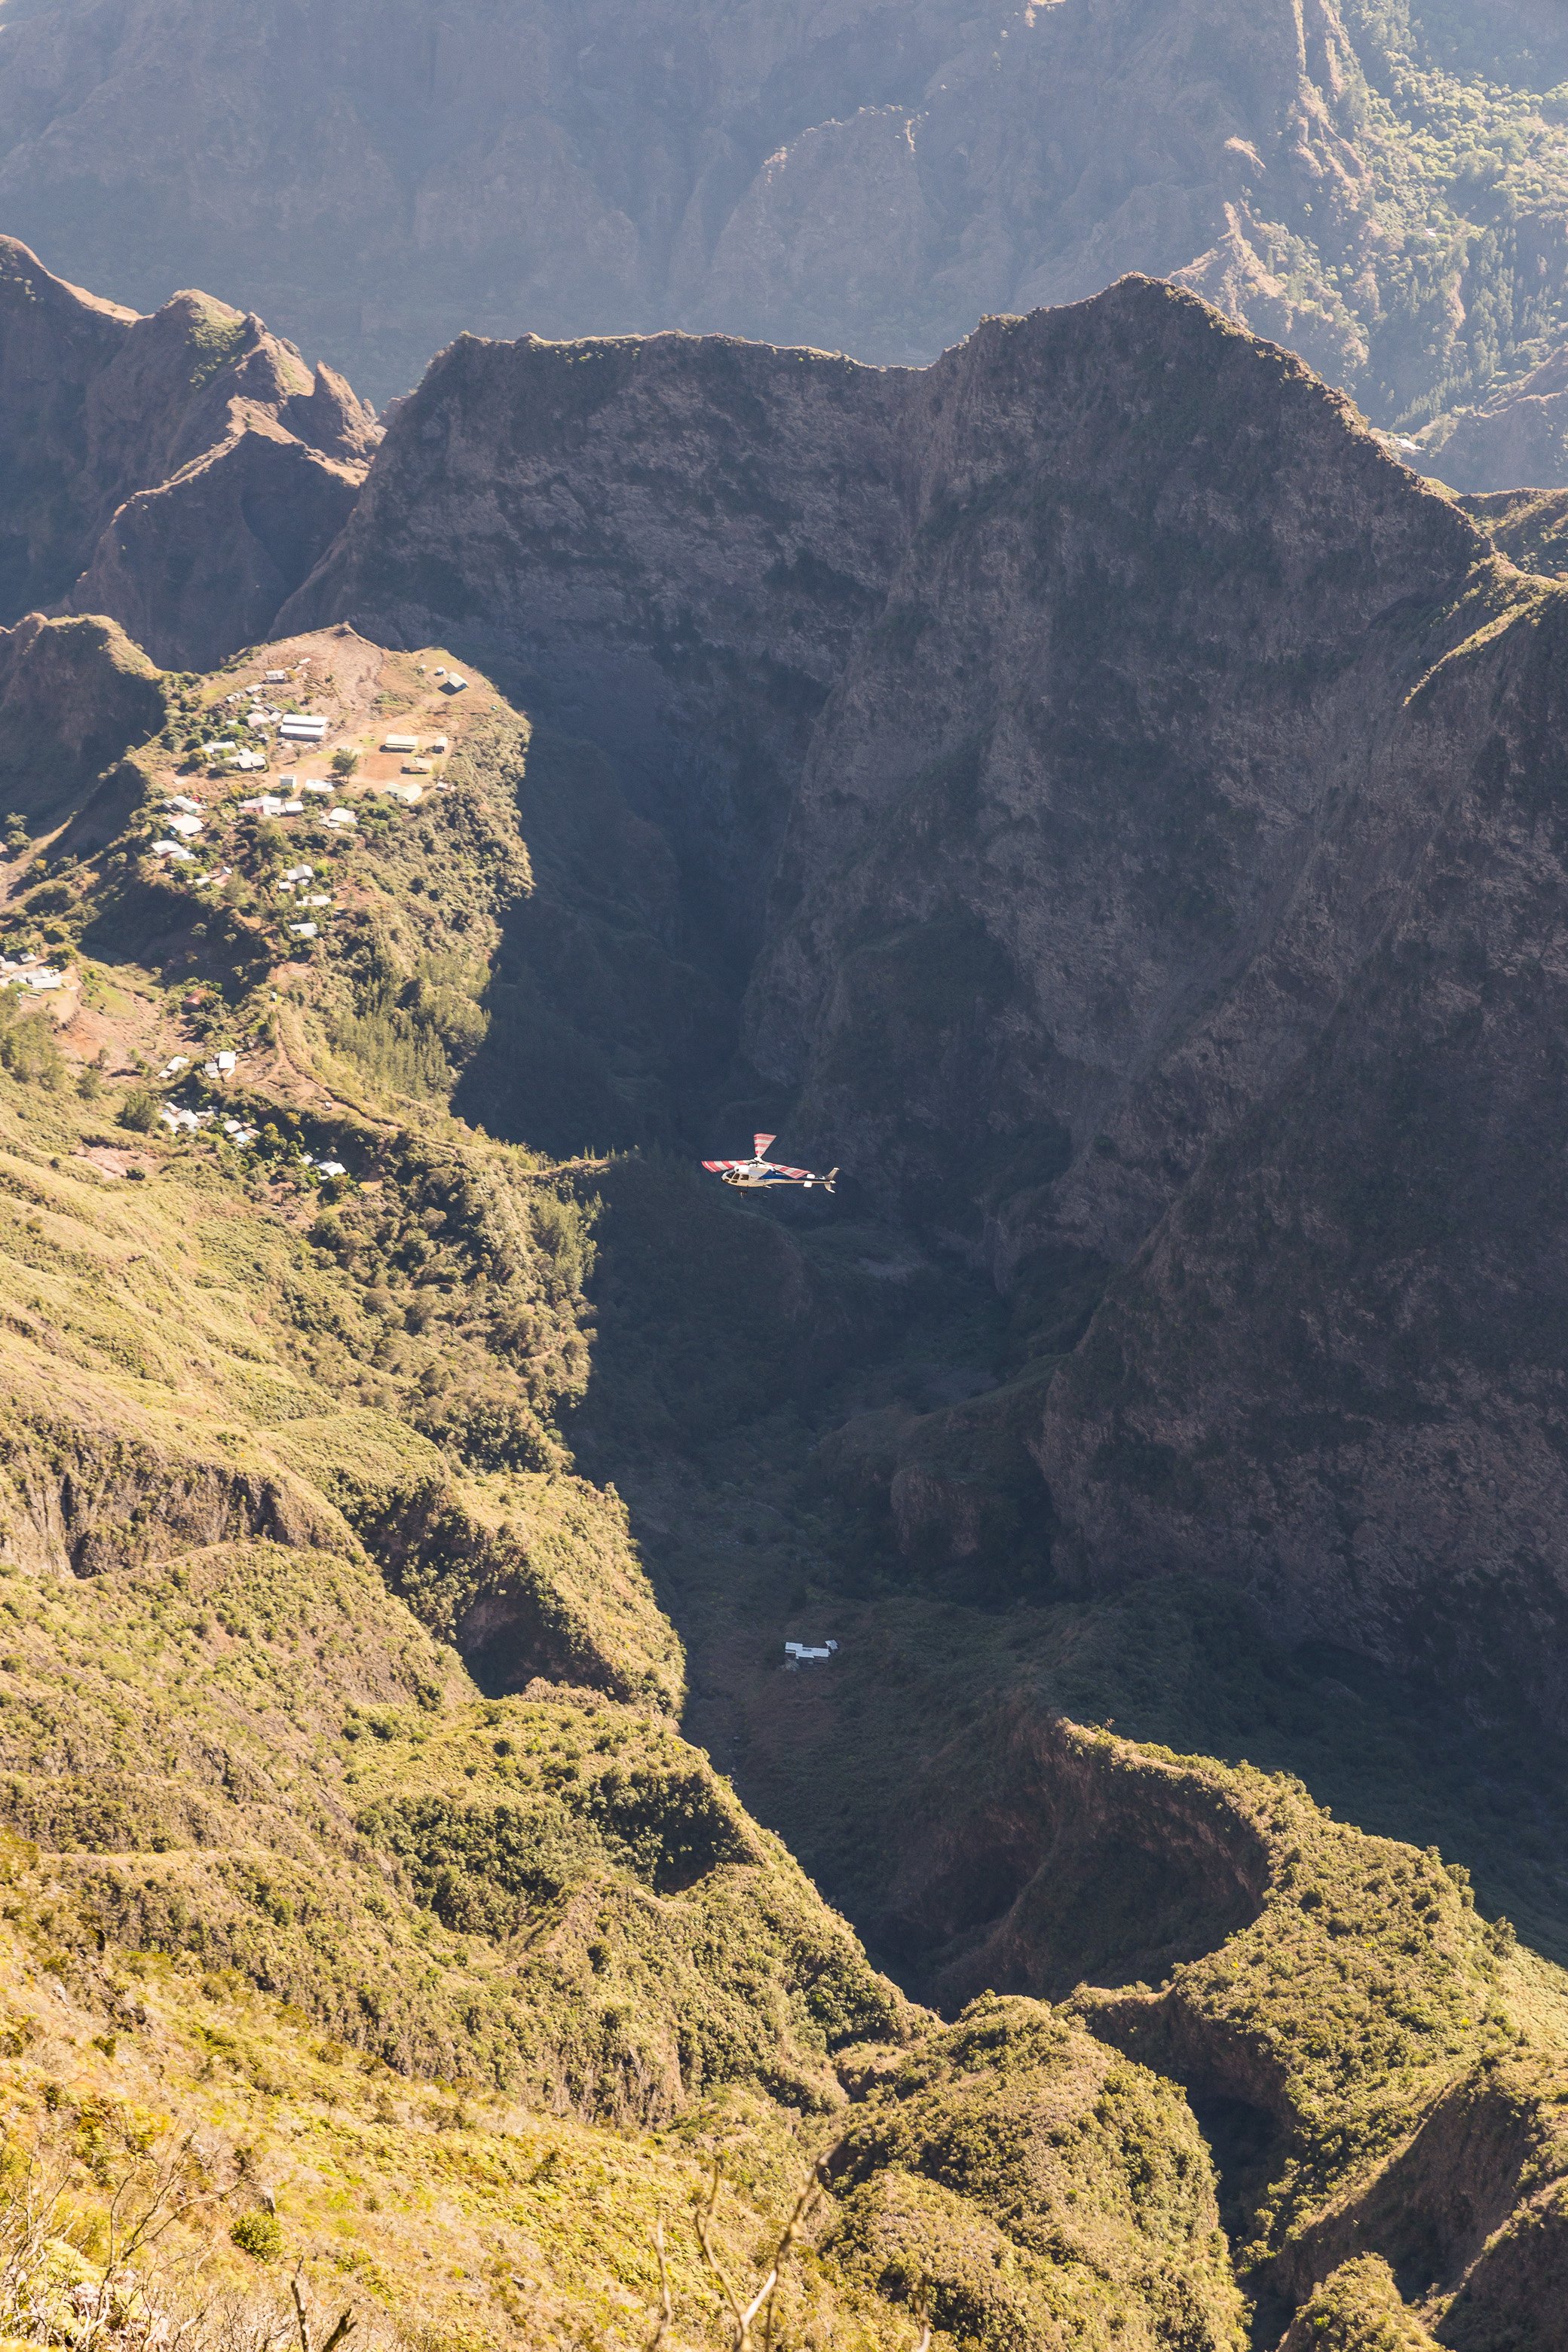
[753,1132,777,1156]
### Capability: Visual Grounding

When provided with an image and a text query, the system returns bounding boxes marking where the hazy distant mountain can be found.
[8,0,1568,452]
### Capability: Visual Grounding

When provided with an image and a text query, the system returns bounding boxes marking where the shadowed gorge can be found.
[281,277,1568,1752]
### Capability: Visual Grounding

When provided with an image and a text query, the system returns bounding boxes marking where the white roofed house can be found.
[783,1640,839,1668]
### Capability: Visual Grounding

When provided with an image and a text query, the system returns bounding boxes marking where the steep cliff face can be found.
[5,0,1568,435]
[292,279,1490,1240]
[285,323,917,951]
[0,236,377,658]
[284,277,1568,1733]
[1037,583,1568,1720]
[745,296,1489,1251]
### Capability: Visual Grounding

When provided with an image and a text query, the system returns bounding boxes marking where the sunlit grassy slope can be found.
[0,617,1566,2347]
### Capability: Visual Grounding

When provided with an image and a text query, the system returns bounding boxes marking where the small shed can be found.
[783,1640,839,1667]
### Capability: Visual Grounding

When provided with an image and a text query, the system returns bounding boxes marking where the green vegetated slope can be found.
[0,617,1240,2350]
[0,613,1566,2347]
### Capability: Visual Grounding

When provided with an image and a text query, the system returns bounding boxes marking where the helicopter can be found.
[702,1134,838,1192]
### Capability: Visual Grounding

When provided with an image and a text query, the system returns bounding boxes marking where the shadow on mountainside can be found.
[436,697,1568,1989]
[553,1150,1568,1989]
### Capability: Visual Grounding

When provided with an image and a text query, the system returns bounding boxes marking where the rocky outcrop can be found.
[0,1407,349,1578]
[0,236,377,660]
[269,1409,685,1714]
[5,0,1568,431]
[0,611,164,826]
[69,421,365,672]
[880,1706,1270,2009]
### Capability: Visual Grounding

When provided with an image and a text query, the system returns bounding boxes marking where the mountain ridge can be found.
[0,234,378,663]
[11,0,1568,474]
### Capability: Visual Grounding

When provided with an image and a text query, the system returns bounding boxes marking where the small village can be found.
[0,630,493,1187]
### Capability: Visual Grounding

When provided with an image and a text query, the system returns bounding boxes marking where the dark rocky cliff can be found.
[284,277,1568,1726]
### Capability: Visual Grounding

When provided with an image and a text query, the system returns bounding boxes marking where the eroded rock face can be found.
[287,277,1568,1724]
[68,422,366,672]
[1037,586,1568,1720]
[283,322,918,952]
[0,236,378,662]
[7,0,1568,433]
